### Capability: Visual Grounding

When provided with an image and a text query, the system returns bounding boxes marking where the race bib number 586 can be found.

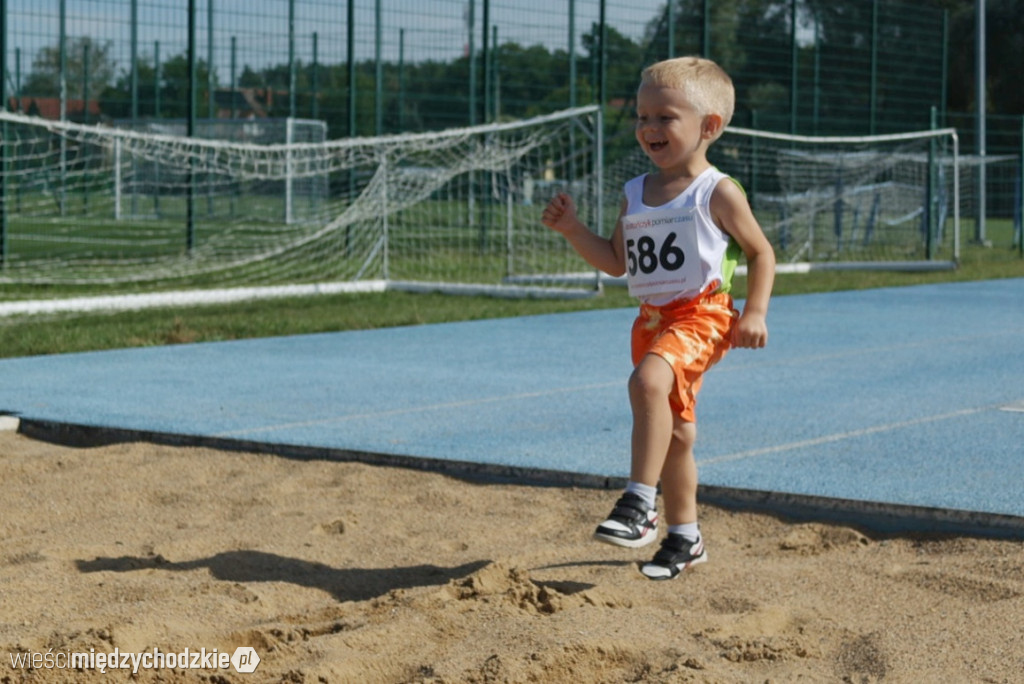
[621,207,702,297]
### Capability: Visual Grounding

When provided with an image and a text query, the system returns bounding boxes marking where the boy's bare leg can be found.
[659,419,698,526]
[639,417,707,580]
[627,354,677,488]
[594,353,684,549]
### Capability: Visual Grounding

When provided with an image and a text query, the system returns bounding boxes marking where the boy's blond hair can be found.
[640,56,735,135]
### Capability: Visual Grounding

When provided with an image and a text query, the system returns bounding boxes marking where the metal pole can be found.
[206,0,214,216]
[789,0,798,134]
[227,34,236,218]
[154,40,162,217]
[346,0,356,248]
[598,0,606,110]
[568,0,575,109]
[940,10,949,128]
[130,0,138,216]
[374,0,382,134]
[482,0,490,122]
[398,29,404,130]
[59,0,66,216]
[595,105,604,247]
[870,0,878,134]
[82,43,90,213]
[813,17,820,134]
[131,0,138,120]
[926,106,937,260]
[187,0,197,253]
[466,0,477,239]
[492,25,498,118]
[467,0,476,125]
[1019,116,1023,258]
[155,41,161,117]
[702,0,710,57]
[284,0,293,118]
[975,0,987,244]
[312,31,319,120]
[82,44,89,123]
[208,0,214,119]
[229,37,235,118]
[0,0,7,269]
[667,0,674,58]
[12,48,18,215]
[348,0,355,137]
[59,0,66,119]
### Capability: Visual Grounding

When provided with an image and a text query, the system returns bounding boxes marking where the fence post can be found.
[790,0,798,134]
[0,0,7,270]
[926,106,937,260]
[1019,116,1023,258]
[187,0,197,253]
[975,0,987,244]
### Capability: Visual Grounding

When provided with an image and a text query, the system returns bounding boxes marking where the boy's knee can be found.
[629,356,674,403]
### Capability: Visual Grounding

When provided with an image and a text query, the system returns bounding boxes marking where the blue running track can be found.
[2,279,1022,537]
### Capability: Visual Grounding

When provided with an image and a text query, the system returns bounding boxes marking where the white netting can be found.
[606,126,961,270]
[0,106,603,295]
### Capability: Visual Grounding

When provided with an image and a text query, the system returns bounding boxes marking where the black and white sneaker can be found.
[593,492,658,548]
[640,533,707,580]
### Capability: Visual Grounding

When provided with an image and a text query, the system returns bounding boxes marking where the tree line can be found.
[13,0,1021,143]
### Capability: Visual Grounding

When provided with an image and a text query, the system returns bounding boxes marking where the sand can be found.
[1,429,1022,683]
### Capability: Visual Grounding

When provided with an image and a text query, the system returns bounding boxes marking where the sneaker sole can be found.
[640,551,708,580]
[593,529,658,549]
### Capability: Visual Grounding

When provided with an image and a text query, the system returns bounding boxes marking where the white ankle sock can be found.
[624,481,657,510]
[668,522,700,540]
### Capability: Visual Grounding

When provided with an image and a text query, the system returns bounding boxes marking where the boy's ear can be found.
[702,113,724,139]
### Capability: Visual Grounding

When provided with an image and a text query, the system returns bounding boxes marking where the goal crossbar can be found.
[0,105,606,304]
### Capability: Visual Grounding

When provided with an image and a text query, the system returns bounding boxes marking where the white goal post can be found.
[711,126,961,271]
[0,105,605,307]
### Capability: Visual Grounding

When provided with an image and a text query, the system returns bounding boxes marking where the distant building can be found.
[8,96,101,121]
[213,87,285,119]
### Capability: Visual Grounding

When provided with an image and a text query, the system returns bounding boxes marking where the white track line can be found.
[700,406,991,467]
[212,381,622,438]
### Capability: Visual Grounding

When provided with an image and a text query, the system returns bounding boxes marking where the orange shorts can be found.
[630,289,737,423]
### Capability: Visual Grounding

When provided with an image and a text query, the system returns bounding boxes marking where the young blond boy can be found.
[542,56,775,580]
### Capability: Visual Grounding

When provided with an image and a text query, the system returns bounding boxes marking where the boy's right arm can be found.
[542,193,627,277]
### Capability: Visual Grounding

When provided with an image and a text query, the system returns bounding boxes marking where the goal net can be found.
[608,126,960,272]
[111,117,330,227]
[0,105,604,302]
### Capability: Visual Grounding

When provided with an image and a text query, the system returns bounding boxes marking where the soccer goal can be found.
[605,126,961,273]
[0,105,604,305]
[720,127,961,270]
[110,117,330,227]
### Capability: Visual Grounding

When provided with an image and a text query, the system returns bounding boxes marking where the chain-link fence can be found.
[2,0,1021,253]
[0,0,956,135]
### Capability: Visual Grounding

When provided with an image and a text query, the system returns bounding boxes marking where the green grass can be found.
[1,238,1021,360]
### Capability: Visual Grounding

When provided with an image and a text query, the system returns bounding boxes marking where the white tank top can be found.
[621,166,739,305]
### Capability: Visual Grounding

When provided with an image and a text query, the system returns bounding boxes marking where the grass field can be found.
[1,232,1020,360]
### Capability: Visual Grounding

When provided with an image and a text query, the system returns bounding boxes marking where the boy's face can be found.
[634,82,707,171]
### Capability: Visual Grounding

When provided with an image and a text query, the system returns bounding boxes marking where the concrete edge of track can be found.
[15,416,1024,542]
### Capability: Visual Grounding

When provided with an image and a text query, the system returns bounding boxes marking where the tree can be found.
[101,52,215,120]
[937,0,1023,116]
[21,37,116,101]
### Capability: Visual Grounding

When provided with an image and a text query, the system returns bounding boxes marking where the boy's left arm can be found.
[710,178,776,349]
